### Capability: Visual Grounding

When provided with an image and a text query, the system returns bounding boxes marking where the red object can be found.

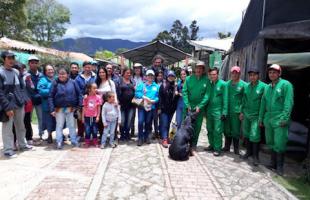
[231,66,241,73]
[269,64,282,73]
[24,100,33,113]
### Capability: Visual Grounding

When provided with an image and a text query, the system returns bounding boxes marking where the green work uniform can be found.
[224,79,246,139]
[206,79,228,151]
[241,80,267,142]
[259,78,294,153]
[182,74,209,147]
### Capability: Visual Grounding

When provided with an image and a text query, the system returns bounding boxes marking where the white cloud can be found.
[59,0,250,41]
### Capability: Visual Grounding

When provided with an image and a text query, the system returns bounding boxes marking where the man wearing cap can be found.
[223,66,246,154]
[182,61,209,152]
[0,51,32,158]
[259,64,294,175]
[239,68,266,165]
[24,55,43,142]
[204,67,228,156]
[75,61,97,140]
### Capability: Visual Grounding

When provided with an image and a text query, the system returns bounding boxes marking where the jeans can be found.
[176,98,184,129]
[160,113,174,140]
[138,108,153,141]
[55,110,77,144]
[152,108,159,134]
[120,107,135,140]
[2,106,27,154]
[84,117,98,140]
[101,120,117,145]
[31,105,43,136]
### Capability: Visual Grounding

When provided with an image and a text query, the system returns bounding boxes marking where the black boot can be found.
[266,151,276,170]
[276,153,284,176]
[252,142,260,166]
[240,138,252,159]
[222,137,232,152]
[233,138,240,155]
[47,133,53,144]
[137,139,143,146]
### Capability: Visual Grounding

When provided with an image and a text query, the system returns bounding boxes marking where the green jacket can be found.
[227,79,246,114]
[241,80,267,119]
[182,74,209,110]
[259,78,294,124]
[206,79,228,117]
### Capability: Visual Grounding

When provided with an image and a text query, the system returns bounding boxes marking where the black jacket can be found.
[159,80,179,115]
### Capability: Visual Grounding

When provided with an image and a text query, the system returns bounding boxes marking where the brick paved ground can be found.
[0,123,299,200]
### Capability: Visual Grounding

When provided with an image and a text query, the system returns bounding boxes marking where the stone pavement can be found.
[0,123,298,200]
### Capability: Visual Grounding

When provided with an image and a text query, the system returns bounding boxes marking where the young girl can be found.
[101,92,121,148]
[82,83,102,147]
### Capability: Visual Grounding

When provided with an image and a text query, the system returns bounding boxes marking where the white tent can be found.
[188,38,234,52]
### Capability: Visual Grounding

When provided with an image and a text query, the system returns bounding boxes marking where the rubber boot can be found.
[93,138,99,147]
[233,138,240,155]
[276,153,284,176]
[240,138,252,159]
[222,137,232,152]
[252,142,260,166]
[84,139,90,148]
[47,132,53,144]
[266,151,276,170]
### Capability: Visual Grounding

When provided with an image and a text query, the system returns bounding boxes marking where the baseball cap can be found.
[231,66,241,73]
[167,70,176,77]
[1,51,15,59]
[196,61,205,67]
[133,63,142,68]
[28,55,40,62]
[146,69,155,76]
[268,64,281,72]
[247,67,260,74]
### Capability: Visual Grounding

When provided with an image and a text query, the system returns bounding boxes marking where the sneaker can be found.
[213,151,221,157]
[111,144,117,148]
[162,139,168,148]
[56,142,63,149]
[204,146,214,152]
[20,145,33,151]
[27,140,33,145]
[4,151,17,158]
[72,142,81,148]
[100,144,105,149]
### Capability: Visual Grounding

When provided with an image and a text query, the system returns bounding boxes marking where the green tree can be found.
[115,48,128,55]
[26,0,70,46]
[217,32,232,39]
[0,0,31,41]
[189,20,199,40]
[95,50,115,60]
[152,30,172,45]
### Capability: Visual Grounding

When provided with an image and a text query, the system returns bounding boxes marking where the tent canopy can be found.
[188,38,233,52]
[122,40,191,66]
[268,52,310,70]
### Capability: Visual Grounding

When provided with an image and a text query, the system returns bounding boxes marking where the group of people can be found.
[0,50,294,176]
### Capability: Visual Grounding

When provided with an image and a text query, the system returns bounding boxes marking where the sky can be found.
[58,0,250,42]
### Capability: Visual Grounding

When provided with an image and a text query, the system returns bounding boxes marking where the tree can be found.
[218,32,232,39]
[189,20,199,40]
[0,0,31,41]
[26,0,70,46]
[95,50,115,60]
[153,30,172,45]
[115,48,128,55]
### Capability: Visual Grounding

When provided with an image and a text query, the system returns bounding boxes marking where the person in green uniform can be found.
[204,68,228,156]
[259,64,294,176]
[182,61,209,153]
[223,66,246,154]
[239,67,266,166]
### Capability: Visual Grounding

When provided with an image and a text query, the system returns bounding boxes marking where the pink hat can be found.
[231,66,241,73]
[268,64,282,73]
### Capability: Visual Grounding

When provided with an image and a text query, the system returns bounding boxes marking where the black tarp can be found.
[234,0,310,51]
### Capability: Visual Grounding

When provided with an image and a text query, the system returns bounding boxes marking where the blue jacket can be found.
[135,81,159,109]
[37,76,54,112]
[75,71,96,95]
[48,78,82,112]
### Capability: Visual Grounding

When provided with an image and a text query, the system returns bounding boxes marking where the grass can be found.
[273,176,310,200]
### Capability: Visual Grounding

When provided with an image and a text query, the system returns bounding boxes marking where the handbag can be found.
[131,97,143,106]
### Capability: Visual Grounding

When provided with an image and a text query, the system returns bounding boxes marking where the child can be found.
[101,92,121,148]
[82,83,102,147]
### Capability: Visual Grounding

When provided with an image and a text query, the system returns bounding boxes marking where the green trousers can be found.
[242,117,260,143]
[224,113,241,139]
[183,108,204,147]
[263,114,288,153]
[207,115,223,151]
